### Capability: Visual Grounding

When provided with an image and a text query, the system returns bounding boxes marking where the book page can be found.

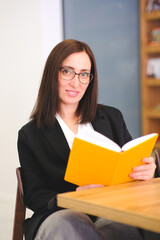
[121,133,158,151]
[76,128,121,152]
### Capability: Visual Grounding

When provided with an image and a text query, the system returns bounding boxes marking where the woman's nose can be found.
[70,74,80,87]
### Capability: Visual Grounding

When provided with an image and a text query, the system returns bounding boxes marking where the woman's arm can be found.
[18,130,58,213]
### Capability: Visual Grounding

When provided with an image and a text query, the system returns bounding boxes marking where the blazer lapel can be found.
[40,119,70,162]
[92,109,113,140]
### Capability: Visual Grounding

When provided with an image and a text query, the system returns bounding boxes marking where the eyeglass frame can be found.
[59,67,93,84]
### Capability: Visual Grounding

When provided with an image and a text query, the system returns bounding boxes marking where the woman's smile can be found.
[66,90,79,97]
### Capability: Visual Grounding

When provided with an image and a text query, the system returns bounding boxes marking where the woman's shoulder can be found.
[18,120,40,138]
[96,104,123,119]
[19,120,36,132]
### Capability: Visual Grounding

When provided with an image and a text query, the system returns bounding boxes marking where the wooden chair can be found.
[12,168,26,240]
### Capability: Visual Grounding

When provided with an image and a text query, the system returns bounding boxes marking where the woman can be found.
[18,39,156,240]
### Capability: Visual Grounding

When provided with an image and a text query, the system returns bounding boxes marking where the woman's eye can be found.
[63,69,71,75]
[81,72,89,78]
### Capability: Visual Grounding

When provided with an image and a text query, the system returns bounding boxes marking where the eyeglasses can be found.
[59,67,93,84]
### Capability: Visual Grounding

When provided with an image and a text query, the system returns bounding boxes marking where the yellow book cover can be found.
[64,131,159,186]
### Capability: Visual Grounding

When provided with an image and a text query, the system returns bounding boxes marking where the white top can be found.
[56,114,93,149]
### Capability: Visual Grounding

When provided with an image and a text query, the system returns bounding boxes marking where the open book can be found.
[64,130,158,186]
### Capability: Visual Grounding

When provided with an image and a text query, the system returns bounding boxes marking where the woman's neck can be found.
[58,107,79,134]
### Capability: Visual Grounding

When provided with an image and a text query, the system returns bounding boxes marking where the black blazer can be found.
[18,104,132,240]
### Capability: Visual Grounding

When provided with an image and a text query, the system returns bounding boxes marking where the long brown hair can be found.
[30,39,98,128]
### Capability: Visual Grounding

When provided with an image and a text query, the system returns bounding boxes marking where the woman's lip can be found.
[66,90,79,97]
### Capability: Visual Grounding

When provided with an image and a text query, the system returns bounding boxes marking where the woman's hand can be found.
[76,157,156,191]
[76,184,104,191]
[129,156,156,181]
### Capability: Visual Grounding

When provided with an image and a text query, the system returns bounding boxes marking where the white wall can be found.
[0,0,63,239]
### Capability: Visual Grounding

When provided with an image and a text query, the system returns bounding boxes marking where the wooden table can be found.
[57,178,160,233]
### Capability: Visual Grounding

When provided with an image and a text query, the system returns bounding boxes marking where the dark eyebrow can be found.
[62,66,90,72]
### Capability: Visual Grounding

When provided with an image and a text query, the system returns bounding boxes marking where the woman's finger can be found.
[76,184,104,191]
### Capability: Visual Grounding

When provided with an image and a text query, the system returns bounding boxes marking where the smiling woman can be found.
[17,39,155,240]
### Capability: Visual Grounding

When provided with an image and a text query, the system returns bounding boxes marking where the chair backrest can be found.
[155,149,160,177]
[12,167,26,240]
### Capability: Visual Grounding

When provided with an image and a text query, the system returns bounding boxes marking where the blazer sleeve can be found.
[18,129,58,213]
